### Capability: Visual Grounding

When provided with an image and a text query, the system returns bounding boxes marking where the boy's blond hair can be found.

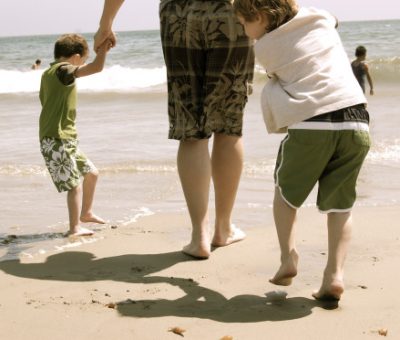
[233,0,298,32]
[54,34,89,60]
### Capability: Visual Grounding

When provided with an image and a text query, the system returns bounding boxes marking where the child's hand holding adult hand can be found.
[94,29,116,52]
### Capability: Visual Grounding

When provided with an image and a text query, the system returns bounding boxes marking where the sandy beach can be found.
[1,20,400,340]
[1,205,399,340]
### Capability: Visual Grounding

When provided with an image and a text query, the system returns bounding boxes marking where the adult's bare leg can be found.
[211,133,246,247]
[178,139,212,258]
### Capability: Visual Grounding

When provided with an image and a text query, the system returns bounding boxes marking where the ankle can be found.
[80,211,92,218]
[323,269,344,282]
[214,220,233,232]
[69,225,80,234]
[281,249,298,262]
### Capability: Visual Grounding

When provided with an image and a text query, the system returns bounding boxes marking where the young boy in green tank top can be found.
[39,33,110,236]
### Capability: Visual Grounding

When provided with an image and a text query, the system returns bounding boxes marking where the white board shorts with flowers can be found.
[40,137,96,193]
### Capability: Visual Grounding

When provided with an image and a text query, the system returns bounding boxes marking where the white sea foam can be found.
[0,65,167,94]
[1,56,398,94]
[367,140,400,164]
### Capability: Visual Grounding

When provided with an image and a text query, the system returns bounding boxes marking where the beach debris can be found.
[111,225,118,229]
[105,302,116,309]
[358,285,368,289]
[378,329,388,336]
[220,336,233,340]
[168,327,186,337]
[265,290,288,301]
[105,293,111,297]
[371,329,388,336]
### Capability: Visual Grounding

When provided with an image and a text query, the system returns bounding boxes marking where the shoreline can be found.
[1,205,399,339]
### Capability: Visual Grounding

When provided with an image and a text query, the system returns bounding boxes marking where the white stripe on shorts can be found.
[288,121,369,131]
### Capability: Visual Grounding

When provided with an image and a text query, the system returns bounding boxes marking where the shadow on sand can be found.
[0,250,338,322]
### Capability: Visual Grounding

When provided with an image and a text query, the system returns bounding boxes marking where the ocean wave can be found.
[1,149,398,178]
[0,161,275,177]
[253,57,400,84]
[1,57,399,94]
[0,65,167,94]
[367,139,400,165]
[368,56,400,82]
[0,163,176,176]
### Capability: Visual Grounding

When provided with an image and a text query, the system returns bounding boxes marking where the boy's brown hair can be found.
[54,34,89,59]
[233,0,298,32]
[355,45,367,58]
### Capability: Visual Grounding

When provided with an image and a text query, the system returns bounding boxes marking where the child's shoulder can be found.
[43,61,78,86]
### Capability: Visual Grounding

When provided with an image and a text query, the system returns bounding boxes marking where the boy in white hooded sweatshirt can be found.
[234,0,370,301]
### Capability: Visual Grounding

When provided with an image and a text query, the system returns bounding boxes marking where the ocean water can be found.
[0,20,399,257]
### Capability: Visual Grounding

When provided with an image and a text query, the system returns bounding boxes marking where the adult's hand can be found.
[94,28,116,52]
[93,0,125,52]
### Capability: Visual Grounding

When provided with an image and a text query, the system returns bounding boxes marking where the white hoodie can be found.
[254,7,366,133]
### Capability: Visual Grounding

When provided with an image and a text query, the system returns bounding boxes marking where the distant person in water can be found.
[351,46,374,95]
[31,59,41,70]
[39,34,111,236]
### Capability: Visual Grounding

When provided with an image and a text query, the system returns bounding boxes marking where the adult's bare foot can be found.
[80,213,105,224]
[312,278,344,301]
[269,250,299,286]
[212,224,246,247]
[65,226,94,237]
[182,242,211,259]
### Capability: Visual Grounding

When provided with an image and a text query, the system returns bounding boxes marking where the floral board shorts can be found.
[159,0,255,140]
[40,137,95,193]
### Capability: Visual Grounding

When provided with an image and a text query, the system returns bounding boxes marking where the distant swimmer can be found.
[351,46,374,95]
[31,59,41,70]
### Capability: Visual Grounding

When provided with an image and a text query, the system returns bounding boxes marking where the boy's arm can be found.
[94,0,125,51]
[75,43,109,78]
[365,64,374,95]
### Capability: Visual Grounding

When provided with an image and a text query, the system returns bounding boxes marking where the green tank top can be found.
[39,61,78,140]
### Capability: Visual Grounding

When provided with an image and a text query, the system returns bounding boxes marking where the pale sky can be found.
[0,0,398,37]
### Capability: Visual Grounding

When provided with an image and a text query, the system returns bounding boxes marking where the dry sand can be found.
[0,206,399,340]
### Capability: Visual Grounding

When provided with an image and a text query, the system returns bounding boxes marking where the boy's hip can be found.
[274,129,370,211]
[40,137,95,193]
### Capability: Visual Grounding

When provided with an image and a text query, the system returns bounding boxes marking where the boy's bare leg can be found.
[270,187,299,286]
[177,139,211,259]
[80,170,105,224]
[312,212,351,300]
[211,133,246,247]
[67,185,93,236]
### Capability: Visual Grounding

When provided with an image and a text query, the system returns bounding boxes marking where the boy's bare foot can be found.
[65,227,94,237]
[312,278,344,301]
[212,224,246,247]
[269,250,299,286]
[182,242,211,259]
[80,213,105,224]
